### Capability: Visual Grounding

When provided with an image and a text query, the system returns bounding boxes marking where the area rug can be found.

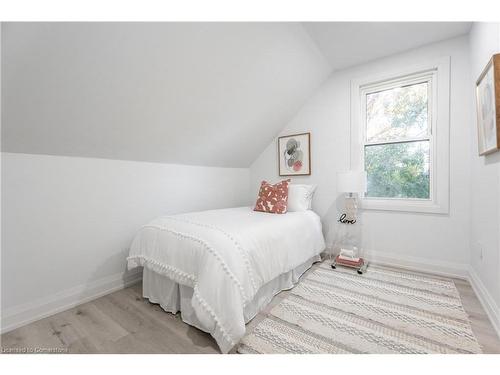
[237,262,482,354]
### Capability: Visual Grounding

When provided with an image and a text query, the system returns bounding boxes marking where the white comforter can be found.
[127,206,325,352]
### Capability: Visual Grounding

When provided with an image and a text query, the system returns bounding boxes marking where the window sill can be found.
[360,198,449,214]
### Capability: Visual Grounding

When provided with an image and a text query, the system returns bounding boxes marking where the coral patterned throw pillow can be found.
[254,179,291,214]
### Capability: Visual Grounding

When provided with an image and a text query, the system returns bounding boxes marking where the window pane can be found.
[365,141,430,199]
[366,82,428,142]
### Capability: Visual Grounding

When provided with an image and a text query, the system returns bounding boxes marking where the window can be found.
[363,75,432,200]
[350,58,450,213]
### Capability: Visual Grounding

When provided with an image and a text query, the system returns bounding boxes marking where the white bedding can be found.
[127,206,325,352]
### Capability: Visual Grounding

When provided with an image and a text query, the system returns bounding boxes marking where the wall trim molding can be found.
[467,266,500,339]
[365,250,500,340]
[2,257,499,342]
[364,250,469,279]
[1,270,142,334]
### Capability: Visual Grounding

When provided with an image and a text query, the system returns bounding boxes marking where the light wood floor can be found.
[2,263,500,354]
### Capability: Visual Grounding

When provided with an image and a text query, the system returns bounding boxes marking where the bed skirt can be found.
[142,254,321,350]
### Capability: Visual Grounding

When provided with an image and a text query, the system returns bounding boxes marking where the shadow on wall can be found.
[484,150,500,165]
[79,246,141,310]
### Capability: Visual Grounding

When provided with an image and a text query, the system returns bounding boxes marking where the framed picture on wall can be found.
[476,53,500,155]
[278,132,311,176]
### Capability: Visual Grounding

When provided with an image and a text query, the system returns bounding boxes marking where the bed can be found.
[127,206,325,353]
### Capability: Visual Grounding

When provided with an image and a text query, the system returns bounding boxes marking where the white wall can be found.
[1,152,249,332]
[1,23,330,167]
[468,23,500,331]
[251,36,473,276]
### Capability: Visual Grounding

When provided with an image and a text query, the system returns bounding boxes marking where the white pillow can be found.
[287,184,316,212]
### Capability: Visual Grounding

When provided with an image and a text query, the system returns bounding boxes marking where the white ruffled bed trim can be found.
[127,255,236,352]
[141,224,251,305]
[127,256,195,287]
[160,215,259,294]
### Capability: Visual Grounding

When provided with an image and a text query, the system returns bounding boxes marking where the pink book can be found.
[336,255,364,267]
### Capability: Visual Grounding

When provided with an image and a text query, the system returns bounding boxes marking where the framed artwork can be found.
[476,54,500,155]
[278,132,311,176]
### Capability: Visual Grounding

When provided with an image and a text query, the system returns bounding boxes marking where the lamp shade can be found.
[337,171,367,193]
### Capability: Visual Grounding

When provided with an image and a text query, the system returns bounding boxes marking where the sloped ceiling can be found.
[1,22,331,167]
[2,22,473,168]
[303,22,471,71]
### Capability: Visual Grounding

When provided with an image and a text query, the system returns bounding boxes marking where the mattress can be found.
[127,206,325,352]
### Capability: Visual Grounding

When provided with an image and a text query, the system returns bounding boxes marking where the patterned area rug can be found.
[237,262,482,354]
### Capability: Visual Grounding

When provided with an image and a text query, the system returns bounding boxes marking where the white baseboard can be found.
[364,250,469,279]
[3,254,499,343]
[467,266,500,339]
[364,250,500,340]
[1,270,142,334]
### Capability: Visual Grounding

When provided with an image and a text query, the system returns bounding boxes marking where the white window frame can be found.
[350,57,450,214]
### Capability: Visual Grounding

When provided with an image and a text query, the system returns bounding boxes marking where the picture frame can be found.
[476,54,500,156]
[278,132,311,176]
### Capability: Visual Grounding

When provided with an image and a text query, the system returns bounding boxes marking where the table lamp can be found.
[334,170,368,273]
[336,170,367,222]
